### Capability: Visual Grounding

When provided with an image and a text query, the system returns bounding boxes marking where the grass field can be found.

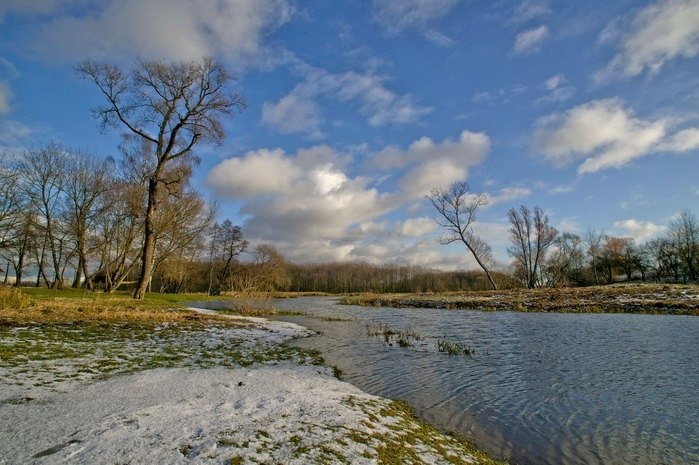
[340,283,699,315]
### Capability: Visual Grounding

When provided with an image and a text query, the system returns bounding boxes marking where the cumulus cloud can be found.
[207,145,402,262]
[398,217,437,237]
[261,93,323,139]
[513,25,550,55]
[613,219,665,242]
[205,129,495,266]
[373,0,460,34]
[262,66,431,136]
[596,0,699,80]
[23,0,293,64]
[532,98,699,174]
[372,130,490,196]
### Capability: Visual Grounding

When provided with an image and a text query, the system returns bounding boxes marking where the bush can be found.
[0,286,31,310]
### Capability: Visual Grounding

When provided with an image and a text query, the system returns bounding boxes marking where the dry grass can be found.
[342,283,699,315]
[0,286,242,328]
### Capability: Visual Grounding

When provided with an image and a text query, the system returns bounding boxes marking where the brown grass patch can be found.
[0,287,242,328]
[341,283,699,315]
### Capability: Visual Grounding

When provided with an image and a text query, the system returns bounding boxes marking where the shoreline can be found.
[340,283,699,315]
[0,306,505,464]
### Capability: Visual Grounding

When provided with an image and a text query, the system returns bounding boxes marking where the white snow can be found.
[1,309,484,464]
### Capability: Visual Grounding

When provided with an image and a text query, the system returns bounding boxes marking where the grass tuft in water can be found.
[437,338,474,356]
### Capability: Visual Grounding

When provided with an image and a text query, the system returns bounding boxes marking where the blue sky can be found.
[1,0,698,269]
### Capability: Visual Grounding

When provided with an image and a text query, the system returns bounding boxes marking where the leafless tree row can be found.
[0,143,217,292]
[429,182,699,289]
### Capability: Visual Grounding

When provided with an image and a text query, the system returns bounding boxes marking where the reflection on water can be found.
[266,297,699,465]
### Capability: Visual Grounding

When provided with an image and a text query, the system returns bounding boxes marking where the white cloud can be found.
[261,92,323,139]
[530,98,699,173]
[487,186,532,205]
[422,29,456,47]
[513,25,550,55]
[372,130,490,196]
[207,145,401,263]
[0,120,50,151]
[596,0,699,80]
[613,219,665,242]
[205,133,494,267]
[0,81,11,114]
[206,148,301,197]
[548,183,575,195]
[472,84,528,104]
[373,0,460,34]
[398,217,437,237]
[26,0,293,65]
[558,218,580,233]
[262,66,432,136]
[540,74,575,102]
[511,1,551,24]
[658,128,699,152]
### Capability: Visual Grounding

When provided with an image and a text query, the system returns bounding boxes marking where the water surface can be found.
[266,297,699,465]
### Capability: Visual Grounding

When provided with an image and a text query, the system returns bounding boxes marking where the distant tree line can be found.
[504,205,699,288]
[429,182,698,290]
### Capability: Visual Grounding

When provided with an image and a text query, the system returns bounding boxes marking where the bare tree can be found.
[64,152,112,289]
[230,245,289,294]
[94,179,144,292]
[210,220,248,293]
[428,181,498,290]
[77,57,246,299]
[545,232,584,287]
[17,143,69,288]
[583,228,604,285]
[598,236,632,284]
[507,205,558,288]
[0,152,20,250]
[668,209,698,282]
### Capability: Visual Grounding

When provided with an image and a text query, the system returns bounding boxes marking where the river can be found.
[263,296,699,465]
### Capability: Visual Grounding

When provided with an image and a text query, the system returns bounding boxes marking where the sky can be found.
[1,0,698,270]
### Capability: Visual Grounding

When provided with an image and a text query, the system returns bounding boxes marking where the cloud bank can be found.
[532,98,699,174]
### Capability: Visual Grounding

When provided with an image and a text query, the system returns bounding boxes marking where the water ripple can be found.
[271,297,698,465]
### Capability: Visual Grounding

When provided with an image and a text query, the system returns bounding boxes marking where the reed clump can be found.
[436,338,474,356]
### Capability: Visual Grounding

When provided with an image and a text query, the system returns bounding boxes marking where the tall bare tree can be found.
[583,228,604,285]
[507,205,558,289]
[64,152,112,289]
[77,57,246,299]
[17,143,69,288]
[428,181,498,290]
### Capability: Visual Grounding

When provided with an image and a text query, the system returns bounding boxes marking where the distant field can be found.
[340,283,699,315]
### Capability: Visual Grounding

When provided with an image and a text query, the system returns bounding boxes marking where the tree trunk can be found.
[134,178,159,299]
[467,245,498,290]
[73,256,83,288]
[14,256,23,288]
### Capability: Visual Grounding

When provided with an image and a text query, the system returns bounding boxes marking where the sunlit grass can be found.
[342,283,699,315]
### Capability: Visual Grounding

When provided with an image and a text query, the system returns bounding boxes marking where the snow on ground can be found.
[1,309,488,465]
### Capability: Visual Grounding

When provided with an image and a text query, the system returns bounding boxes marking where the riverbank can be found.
[340,283,699,315]
[0,288,503,464]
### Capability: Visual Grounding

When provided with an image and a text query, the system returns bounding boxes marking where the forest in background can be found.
[1,144,697,295]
